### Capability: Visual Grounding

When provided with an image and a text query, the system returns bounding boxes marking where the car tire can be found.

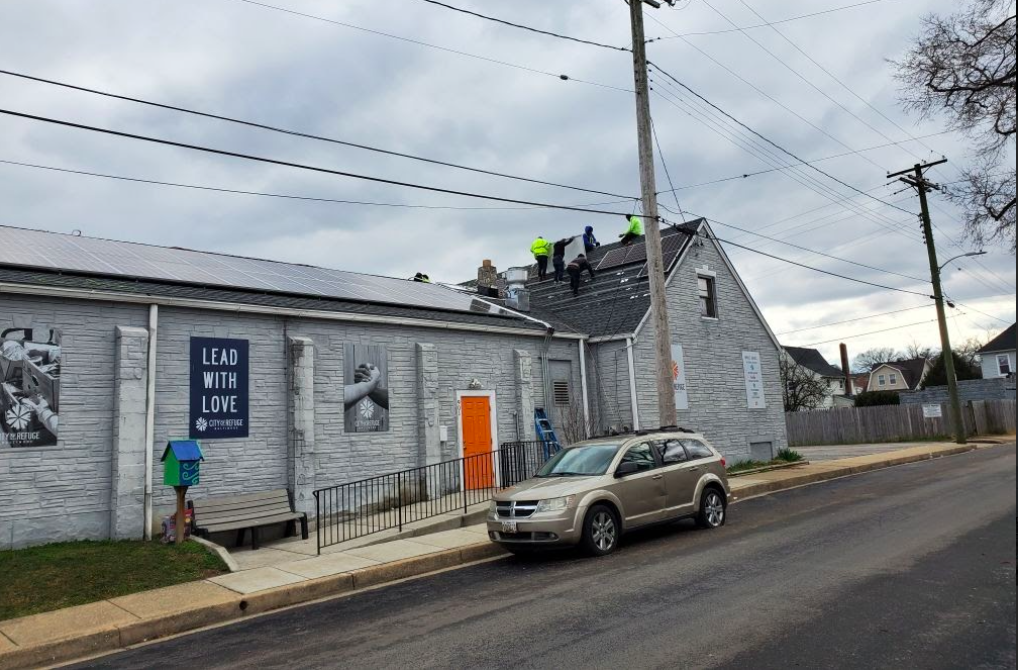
[580,504,620,556]
[696,488,726,529]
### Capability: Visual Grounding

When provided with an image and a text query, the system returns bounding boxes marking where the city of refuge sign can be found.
[189,337,249,439]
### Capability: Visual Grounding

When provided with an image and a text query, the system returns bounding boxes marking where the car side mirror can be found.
[615,462,640,478]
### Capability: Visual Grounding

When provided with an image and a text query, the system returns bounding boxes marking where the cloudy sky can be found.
[1,0,1014,364]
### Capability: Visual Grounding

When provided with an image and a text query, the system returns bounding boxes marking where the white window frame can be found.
[878,374,886,386]
[696,270,718,321]
[889,373,898,385]
[997,354,1012,376]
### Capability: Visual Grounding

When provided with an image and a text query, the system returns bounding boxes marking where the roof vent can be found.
[505,266,530,312]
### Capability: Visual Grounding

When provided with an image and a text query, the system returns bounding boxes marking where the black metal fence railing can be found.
[313,440,551,554]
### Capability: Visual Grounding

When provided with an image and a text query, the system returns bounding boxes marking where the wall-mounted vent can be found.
[553,380,570,405]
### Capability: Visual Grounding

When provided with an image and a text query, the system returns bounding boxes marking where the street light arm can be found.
[938,251,986,273]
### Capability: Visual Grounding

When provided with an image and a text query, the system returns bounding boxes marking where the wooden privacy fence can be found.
[786,400,1016,447]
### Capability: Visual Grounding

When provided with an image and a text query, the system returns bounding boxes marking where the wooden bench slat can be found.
[189,488,308,550]
[193,491,290,512]
[198,507,295,526]
[194,498,292,517]
[200,512,304,534]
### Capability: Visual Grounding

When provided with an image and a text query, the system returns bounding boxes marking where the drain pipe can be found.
[625,337,640,431]
[578,339,590,438]
[143,304,158,540]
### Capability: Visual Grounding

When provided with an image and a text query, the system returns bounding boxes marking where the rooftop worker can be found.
[582,226,600,253]
[619,214,643,246]
[412,272,431,283]
[530,235,552,281]
[551,236,576,283]
[566,253,595,297]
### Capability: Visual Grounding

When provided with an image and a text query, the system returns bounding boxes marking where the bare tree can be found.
[953,335,988,366]
[558,400,592,446]
[852,347,901,372]
[781,356,832,412]
[905,340,939,360]
[895,0,1016,252]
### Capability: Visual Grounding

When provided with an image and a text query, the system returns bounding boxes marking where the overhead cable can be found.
[0,108,634,215]
[0,69,637,200]
[414,0,630,52]
[227,0,633,92]
[0,158,636,211]
[777,304,933,336]
[801,318,943,347]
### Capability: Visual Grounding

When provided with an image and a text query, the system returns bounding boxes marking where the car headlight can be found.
[488,500,499,516]
[536,496,575,513]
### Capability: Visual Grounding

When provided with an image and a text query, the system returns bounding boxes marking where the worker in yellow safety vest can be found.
[619,215,643,246]
[530,235,552,280]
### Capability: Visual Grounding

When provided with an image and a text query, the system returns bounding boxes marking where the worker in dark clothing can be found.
[566,254,595,296]
[551,236,575,283]
[619,214,643,245]
[412,272,431,283]
[582,226,600,253]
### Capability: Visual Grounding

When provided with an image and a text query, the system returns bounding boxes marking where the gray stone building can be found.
[0,218,787,549]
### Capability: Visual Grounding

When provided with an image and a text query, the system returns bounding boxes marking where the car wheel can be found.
[696,488,726,529]
[581,504,619,556]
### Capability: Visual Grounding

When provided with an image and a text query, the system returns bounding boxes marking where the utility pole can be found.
[628,0,677,428]
[888,158,965,445]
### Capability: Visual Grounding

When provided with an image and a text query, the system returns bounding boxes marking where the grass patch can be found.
[727,448,805,475]
[0,540,228,621]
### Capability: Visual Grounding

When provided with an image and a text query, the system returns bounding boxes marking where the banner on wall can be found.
[670,344,689,411]
[1,327,61,448]
[344,343,390,433]
[742,351,766,409]
[189,337,249,439]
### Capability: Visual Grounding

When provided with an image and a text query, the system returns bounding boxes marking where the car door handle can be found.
[652,474,664,480]
[688,467,700,472]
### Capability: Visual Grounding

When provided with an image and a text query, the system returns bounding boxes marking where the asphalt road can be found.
[77,445,1016,670]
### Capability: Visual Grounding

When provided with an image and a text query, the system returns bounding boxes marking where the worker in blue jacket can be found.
[582,226,600,253]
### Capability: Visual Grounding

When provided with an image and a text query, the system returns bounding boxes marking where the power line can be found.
[649,63,914,215]
[652,0,897,38]
[0,69,637,201]
[801,317,943,347]
[945,298,1015,327]
[777,304,932,336]
[700,214,929,283]
[0,107,635,215]
[226,0,633,92]
[413,0,630,52]
[0,157,636,211]
[654,130,953,195]
[706,233,934,298]
[650,118,686,222]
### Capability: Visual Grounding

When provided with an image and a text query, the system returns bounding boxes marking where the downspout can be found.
[578,339,590,438]
[143,304,158,540]
[626,337,640,431]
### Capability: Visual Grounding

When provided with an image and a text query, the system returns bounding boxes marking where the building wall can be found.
[0,294,148,548]
[1,291,579,548]
[630,237,788,462]
[980,351,1016,380]
[587,339,634,434]
[901,377,1016,404]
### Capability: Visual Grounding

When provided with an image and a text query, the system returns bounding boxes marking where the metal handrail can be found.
[313,441,550,554]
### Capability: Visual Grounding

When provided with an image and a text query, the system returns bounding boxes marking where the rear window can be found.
[682,440,714,460]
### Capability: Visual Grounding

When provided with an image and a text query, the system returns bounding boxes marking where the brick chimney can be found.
[476,259,499,298]
[840,343,852,396]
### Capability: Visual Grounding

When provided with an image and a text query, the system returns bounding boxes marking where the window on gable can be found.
[878,375,886,386]
[889,373,898,385]
[698,275,717,319]
[998,354,1012,376]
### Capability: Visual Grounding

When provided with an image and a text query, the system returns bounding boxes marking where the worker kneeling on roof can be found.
[619,214,643,245]
[566,253,595,297]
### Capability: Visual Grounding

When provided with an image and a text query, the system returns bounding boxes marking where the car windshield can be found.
[536,444,621,477]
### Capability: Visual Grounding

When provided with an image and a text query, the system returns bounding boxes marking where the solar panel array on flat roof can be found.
[0,226,518,318]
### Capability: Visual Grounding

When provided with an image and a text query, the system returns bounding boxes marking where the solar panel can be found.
[637,232,689,278]
[595,247,630,270]
[0,226,520,319]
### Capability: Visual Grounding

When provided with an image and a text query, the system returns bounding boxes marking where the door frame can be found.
[455,390,500,488]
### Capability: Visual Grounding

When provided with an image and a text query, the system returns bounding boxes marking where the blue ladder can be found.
[534,408,561,459]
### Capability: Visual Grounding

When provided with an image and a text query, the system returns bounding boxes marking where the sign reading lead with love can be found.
[189,337,249,439]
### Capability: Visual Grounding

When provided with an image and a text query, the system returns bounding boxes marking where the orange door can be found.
[461,396,494,490]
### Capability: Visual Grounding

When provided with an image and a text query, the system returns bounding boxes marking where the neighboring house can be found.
[468,219,789,466]
[782,346,850,409]
[977,323,1016,380]
[850,373,869,395]
[867,357,932,392]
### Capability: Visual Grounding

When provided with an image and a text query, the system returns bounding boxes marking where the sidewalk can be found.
[1,437,1012,670]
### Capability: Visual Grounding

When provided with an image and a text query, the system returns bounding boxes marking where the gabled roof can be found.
[784,346,845,378]
[463,221,702,338]
[870,357,929,389]
[162,440,204,462]
[978,323,1016,354]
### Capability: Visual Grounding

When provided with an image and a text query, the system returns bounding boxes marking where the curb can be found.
[729,445,975,501]
[728,460,810,477]
[0,543,507,670]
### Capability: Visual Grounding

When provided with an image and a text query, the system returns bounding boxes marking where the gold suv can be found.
[487,430,730,556]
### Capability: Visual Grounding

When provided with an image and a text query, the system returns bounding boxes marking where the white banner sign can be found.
[742,351,766,409]
[671,344,689,411]
[922,404,943,419]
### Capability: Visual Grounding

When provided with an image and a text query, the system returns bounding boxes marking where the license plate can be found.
[501,521,518,534]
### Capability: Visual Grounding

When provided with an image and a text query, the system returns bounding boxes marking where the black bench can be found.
[190,489,308,550]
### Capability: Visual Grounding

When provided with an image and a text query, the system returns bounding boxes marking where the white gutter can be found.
[626,337,640,431]
[578,340,590,438]
[143,304,158,540]
[0,282,584,340]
